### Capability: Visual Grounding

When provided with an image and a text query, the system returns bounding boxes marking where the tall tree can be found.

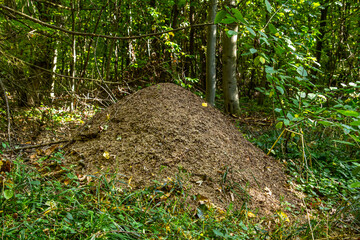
[206,0,217,106]
[222,0,240,115]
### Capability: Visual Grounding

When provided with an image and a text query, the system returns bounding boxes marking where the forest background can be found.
[0,0,359,239]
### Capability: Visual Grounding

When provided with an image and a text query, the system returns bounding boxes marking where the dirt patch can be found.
[64,83,301,215]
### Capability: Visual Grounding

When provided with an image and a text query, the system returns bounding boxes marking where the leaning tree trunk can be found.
[206,0,217,106]
[222,0,240,115]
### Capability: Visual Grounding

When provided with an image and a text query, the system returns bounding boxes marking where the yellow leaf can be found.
[277,211,290,222]
[202,103,208,107]
[106,113,110,121]
[103,151,110,159]
[247,211,256,218]
[64,179,71,185]
[169,32,174,37]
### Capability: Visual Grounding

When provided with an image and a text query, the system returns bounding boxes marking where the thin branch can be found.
[0,78,12,149]
[0,49,118,84]
[262,0,289,31]
[3,140,69,152]
[0,4,211,40]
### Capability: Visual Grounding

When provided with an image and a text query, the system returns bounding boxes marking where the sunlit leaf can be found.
[276,86,284,95]
[318,121,332,126]
[103,151,110,159]
[349,182,360,188]
[350,120,360,126]
[249,48,258,54]
[247,211,256,218]
[4,190,14,199]
[277,211,290,222]
[227,30,238,36]
[221,16,237,24]
[265,0,272,13]
[337,110,359,117]
[259,56,265,64]
[246,26,256,36]
[284,119,290,126]
[214,10,227,24]
[275,121,283,129]
[213,229,224,237]
[297,66,308,77]
[231,8,246,23]
[265,66,277,74]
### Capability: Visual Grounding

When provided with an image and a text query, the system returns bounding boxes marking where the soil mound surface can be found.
[65,83,300,215]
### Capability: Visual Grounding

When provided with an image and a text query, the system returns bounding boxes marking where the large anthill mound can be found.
[65,83,300,215]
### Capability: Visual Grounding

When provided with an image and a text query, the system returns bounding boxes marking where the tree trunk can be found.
[187,0,195,78]
[222,0,240,115]
[206,0,217,106]
[70,0,77,111]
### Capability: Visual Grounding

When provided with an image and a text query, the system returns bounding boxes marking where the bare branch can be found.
[0,4,211,41]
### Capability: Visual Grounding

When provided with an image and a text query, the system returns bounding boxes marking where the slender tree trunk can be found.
[187,0,195,78]
[222,0,240,115]
[50,40,58,99]
[206,0,217,106]
[315,3,328,64]
[70,0,77,111]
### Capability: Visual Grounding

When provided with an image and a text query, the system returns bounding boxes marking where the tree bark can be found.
[222,0,240,115]
[206,0,217,106]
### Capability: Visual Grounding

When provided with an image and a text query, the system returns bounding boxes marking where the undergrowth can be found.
[0,150,358,239]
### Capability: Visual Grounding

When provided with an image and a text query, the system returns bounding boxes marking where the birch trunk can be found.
[222,0,240,115]
[206,0,217,106]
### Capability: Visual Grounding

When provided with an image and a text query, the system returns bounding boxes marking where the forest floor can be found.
[0,83,358,239]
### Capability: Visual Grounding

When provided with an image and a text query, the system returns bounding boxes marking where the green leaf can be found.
[332,140,355,146]
[287,113,293,121]
[227,30,238,36]
[297,66,308,77]
[221,16,237,24]
[249,48,258,54]
[318,121,332,126]
[265,0,272,13]
[259,56,266,64]
[66,213,74,220]
[213,229,225,237]
[352,166,360,176]
[284,119,290,126]
[254,56,265,65]
[268,24,277,33]
[275,122,283,129]
[350,120,360,126]
[258,31,268,38]
[349,182,360,188]
[4,189,14,199]
[337,110,359,117]
[215,10,227,24]
[231,8,246,23]
[265,66,277,74]
[246,26,257,36]
[276,86,284,95]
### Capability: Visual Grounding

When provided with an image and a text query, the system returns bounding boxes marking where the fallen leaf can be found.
[277,211,290,222]
[103,151,110,159]
[247,211,256,218]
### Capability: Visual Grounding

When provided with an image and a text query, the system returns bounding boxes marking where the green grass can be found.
[1,154,358,239]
